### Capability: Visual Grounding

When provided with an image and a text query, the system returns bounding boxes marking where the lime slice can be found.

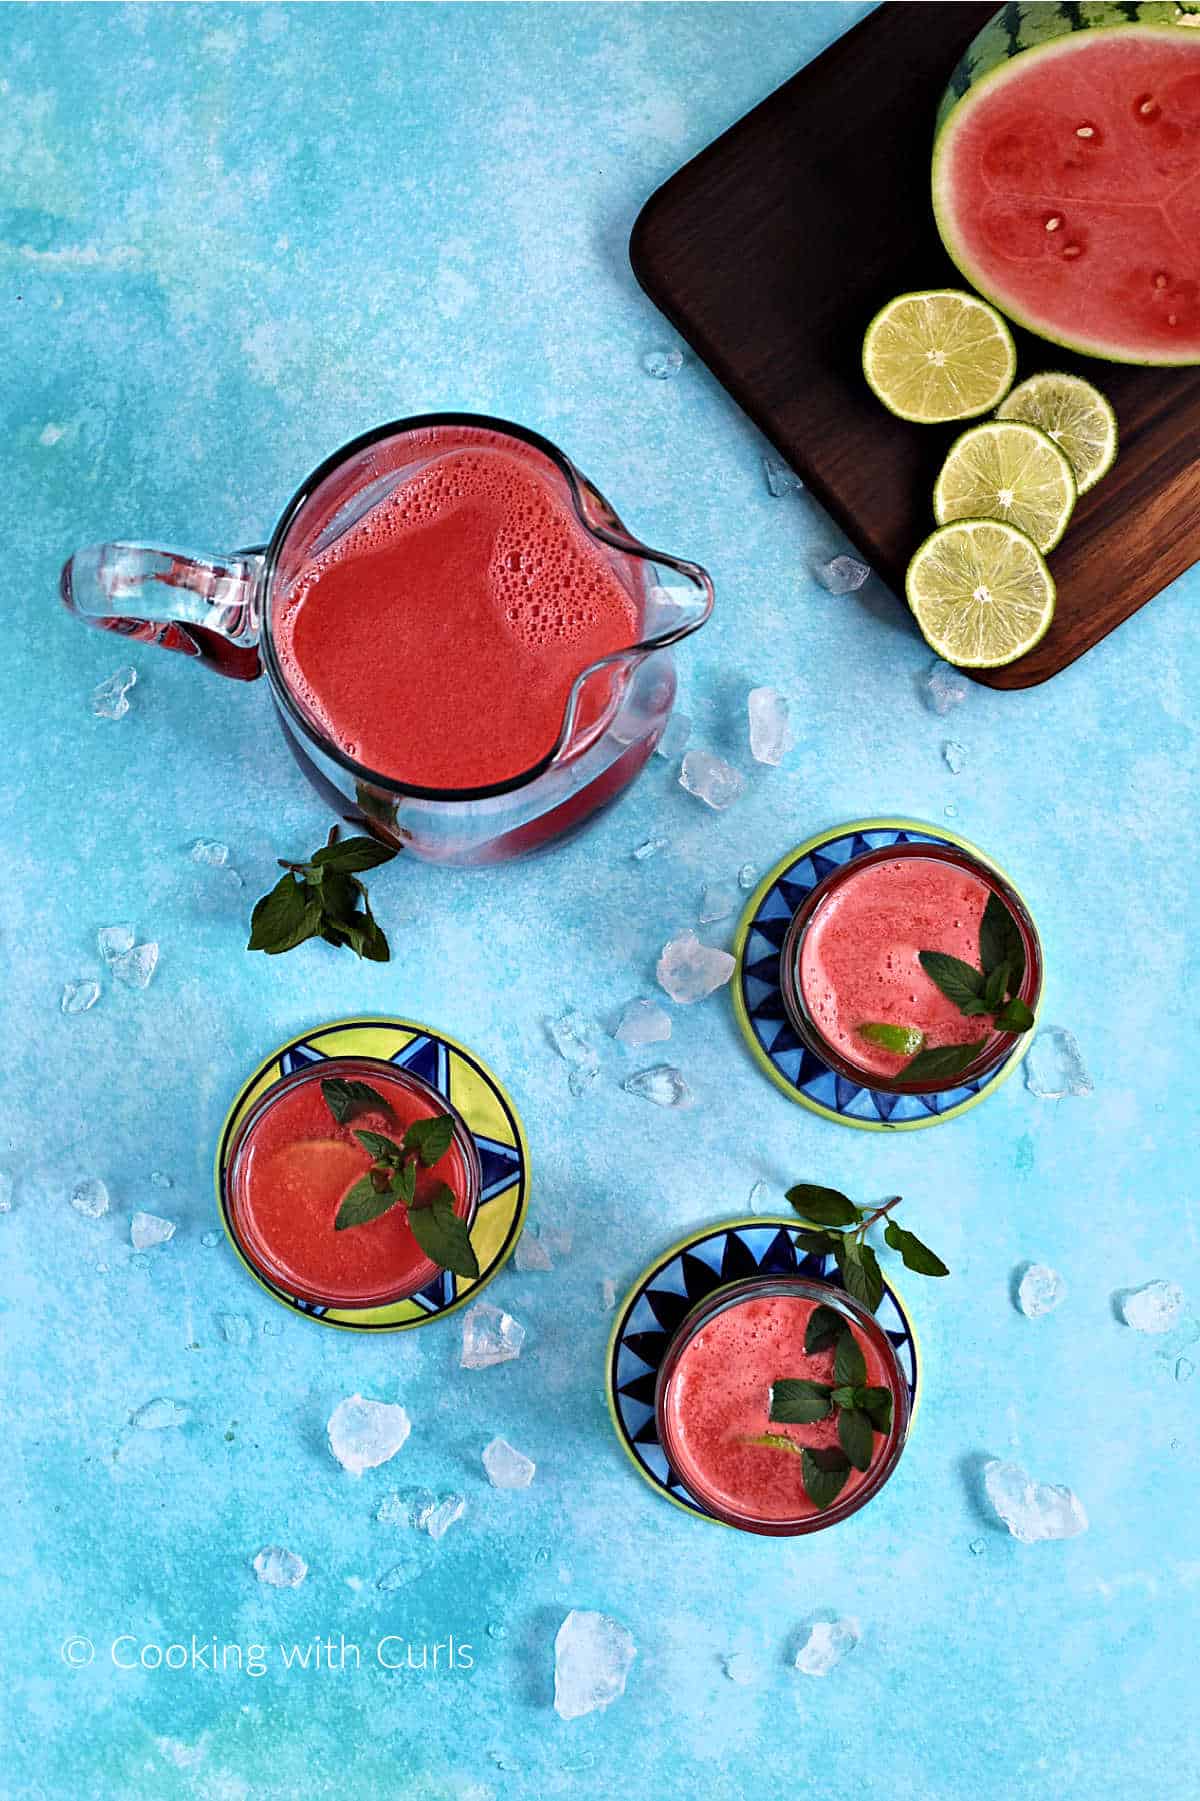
[933,420,1076,553]
[858,1023,925,1056]
[906,519,1056,669]
[996,372,1118,496]
[862,289,1016,424]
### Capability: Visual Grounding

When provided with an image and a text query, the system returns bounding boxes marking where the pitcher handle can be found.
[60,542,265,681]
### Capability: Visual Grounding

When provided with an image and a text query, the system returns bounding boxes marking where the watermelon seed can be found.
[1154,273,1169,290]
[1062,245,1082,260]
[1168,314,1179,327]
[1075,124,1096,140]
[1136,96,1160,120]
[1044,215,1063,233]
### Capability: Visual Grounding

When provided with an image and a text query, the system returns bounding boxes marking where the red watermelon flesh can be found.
[934,28,1200,364]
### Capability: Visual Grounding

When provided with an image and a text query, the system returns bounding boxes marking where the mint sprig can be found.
[248,826,397,960]
[320,1077,394,1124]
[891,891,1034,1083]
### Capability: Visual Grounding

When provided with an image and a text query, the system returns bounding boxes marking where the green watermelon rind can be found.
[933,15,1200,367]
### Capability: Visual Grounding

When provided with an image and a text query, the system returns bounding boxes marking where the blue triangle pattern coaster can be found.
[280,1042,326,1075]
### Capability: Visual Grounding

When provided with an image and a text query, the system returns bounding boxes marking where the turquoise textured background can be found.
[2,5,1197,1796]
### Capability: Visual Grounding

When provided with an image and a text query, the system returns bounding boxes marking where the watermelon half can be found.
[933,3,1200,364]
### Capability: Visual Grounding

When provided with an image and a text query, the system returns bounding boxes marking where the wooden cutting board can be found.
[630,1,1200,689]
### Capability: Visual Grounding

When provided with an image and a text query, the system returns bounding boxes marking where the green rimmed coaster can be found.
[732,818,1039,1130]
[214,1017,529,1331]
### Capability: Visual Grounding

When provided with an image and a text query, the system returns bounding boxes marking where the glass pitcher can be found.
[61,414,713,865]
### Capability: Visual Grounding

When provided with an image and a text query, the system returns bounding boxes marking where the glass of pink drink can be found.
[226,1057,479,1308]
[781,841,1041,1093]
[61,416,712,864]
[656,1278,910,1535]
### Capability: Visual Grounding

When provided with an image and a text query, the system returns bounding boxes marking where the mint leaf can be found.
[247,874,321,954]
[837,1404,875,1472]
[353,1128,403,1165]
[790,1227,844,1258]
[804,1304,846,1355]
[903,1038,988,1085]
[335,1174,400,1231]
[857,1386,894,1433]
[321,1078,393,1125]
[918,951,986,1013]
[785,1184,860,1228]
[834,1331,867,1387]
[312,836,397,875]
[884,1219,950,1277]
[250,835,394,962]
[994,996,1035,1034]
[831,1385,859,1410]
[403,1114,454,1169]
[837,1239,884,1313]
[982,959,1010,1014]
[395,1159,417,1206]
[801,1446,851,1510]
[769,1378,832,1425]
[979,891,1026,992]
[407,1182,479,1279]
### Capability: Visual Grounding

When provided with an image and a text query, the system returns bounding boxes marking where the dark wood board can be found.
[630,1,1200,689]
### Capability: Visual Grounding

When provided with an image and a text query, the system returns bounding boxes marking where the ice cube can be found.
[1121,1280,1184,1334]
[679,749,745,811]
[61,979,100,1014]
[816,555,870,594]
[189,838,230,867]
[111,941,159,989]
[0,1172,12,1214]
[623,1066,693,1108]
[942,740,966,776]
[98,924,135,965]
[460,1301,526,1369]
[539,1225,572,1260]
[377,1561,418,1590]
[131,1397,190,1431]
[376,1487,437,1530]
[924,658,969,716]
[1023,1027,1092,1099]
[737,863,757,890]
[515,1234,553,1272]
[748,1181,772,1214]
[219,1313,252,1347]
[327,1395,412,1476]
[200,1230,221,1248]
[969,1538,986,1557]
[150,1170,173,1189]
[482,1435,536,1489]
[984,1461,1087,1543]
[655,712,692,761]
[1177,1357,1195,1382]
[763,457,803,498]
[599,1277,618,1311]
[631,837,669,862]
[545,1010,599,1099]
[642,347,683,380]
[92,665,137,719]
[656,929,735,1004]
[70,1176,109,1218]
[1017,1264,1066,1318]
[613,998,672,1047]
[253,1546,307,1588]
[699,880,737,923]
[794,1618,860,1676]
[723,1650,760,1685]
[553,1610,636,1720]
[130,1211,176,1251]
[424,1494,466,1540]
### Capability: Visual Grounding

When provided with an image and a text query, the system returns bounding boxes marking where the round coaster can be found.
[606,1216,920,1523]
[732,817,1039,1130]
[214,1017,529,1331]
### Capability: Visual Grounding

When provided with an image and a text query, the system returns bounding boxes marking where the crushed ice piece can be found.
[112,941,159,989]
[943,740,966,774]
[460,1301,526,1369]
[763,456,802,498]
[614,997,672,1046]
[944,803,958,818]
[130,1211,176,1251]
[723,1650,760,1685]
[70,1176,109,1218]
[599,1277,618,1311]
[377,1561,419,1590]
[424,1494,466,1540]
[132,1397,190,1431]
[632,836,669,861]
[983,1460,1088,1543]
[253,1546,307,1588]
[1121,1281,1184,1334]
[657,928,735,1003]
[655,712,691,761]
[515,1234,553,1272]
[545,1009,599,1098]
[679,749,745,811]
[200,1230,221,1248]
[539,1225,572,1260]
[748,1181,772,1214]
[0,1172,12,1214]
[1023,1027,1092,1099]
[553,1610,636,1720]
[699,880,738,923]
[924,658,969,715]
[327,1395,412,1476]
[92,665,137,719]
[794,1618,860,1676]
[487,1621,508,1640]
[737,863,757,889]
[482,1436,536,1489]
[642,347,683,380]
[969,1538,986,1556]
[189,838,230,867]
[98,924,135,964]
[150,1170,173,1189]
[817,555,870,594]
[1177,1357,1195,1382]
[61,978,100,1014]
[623,1065,693,1108]
[219,1313,252,1347]
[1017,1264,1066,1318]
[377,1487,437,1530]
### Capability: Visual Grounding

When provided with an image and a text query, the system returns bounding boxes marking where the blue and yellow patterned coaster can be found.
[606,1217,920,1523]
[215,1017,529,1331]
[732,818,1038,1131]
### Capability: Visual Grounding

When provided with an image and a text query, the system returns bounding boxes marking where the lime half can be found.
[906,519,1056,669]
[997,372,1118,496]
[858,1023,925,1056]
[933,420,1076,553]
[862,290,1016,424]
